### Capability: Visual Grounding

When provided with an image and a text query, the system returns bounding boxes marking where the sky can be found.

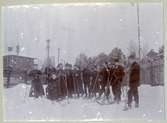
[2,3,163,65]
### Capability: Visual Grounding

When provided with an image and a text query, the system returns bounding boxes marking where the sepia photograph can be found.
[2,2,165,121]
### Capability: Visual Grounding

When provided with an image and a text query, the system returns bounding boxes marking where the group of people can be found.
[29,56,140,108]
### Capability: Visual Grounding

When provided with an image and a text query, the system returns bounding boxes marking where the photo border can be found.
[0,0,166,123]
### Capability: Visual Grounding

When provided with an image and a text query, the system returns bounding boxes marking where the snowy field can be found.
[3,83,165,121]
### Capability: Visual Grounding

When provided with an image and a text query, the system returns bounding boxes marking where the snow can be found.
[3,83,165,121]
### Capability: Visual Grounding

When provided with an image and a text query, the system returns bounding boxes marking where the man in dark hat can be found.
[82,67,92,97]
[111,58,125,103]
[103,62,111,100]
[127,55,140,108]
[72,65,83,97]
[29,69,44,98]
[97,62,110,99]
[65,63,74,98]
[46,70,62,101]
[4,66,13,88]
[88,65,99,98]
[44,65,55,85]
[56,63,66,98]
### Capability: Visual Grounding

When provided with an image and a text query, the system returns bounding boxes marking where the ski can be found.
[122,107,131,111]
[96,99,115,105]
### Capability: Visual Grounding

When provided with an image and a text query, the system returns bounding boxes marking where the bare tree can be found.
[75,53,88,70]
[109,47,126,64]
[94,52,109,66]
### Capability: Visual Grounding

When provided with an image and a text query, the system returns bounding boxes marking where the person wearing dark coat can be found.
[4,66,13,88]
[56,68,68,98]
[82,68,91,97]
[46,72,61,100]
[88,67,98,98]
[65,63,74,98]
[98,63,109,98]
[24,70,28,84]
[29,73,44,98]
[128,60,140,108]
[44,65,56,84]
[73,65,83,97]
[111,62,125,103]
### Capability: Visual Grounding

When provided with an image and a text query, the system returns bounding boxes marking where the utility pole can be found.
[58,48,60,65]
[46,39,50,66]
[137,2,141,60]
[16,43,20,56]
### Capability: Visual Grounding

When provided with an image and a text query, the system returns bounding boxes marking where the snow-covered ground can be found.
[3,83,165,121]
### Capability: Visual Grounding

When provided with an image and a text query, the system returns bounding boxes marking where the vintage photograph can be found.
[2,3,164,121]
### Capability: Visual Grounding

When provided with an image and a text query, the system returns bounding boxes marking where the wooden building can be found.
[3,55,36,85]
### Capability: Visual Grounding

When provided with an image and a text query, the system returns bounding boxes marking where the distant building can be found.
[3,55,36,83]
[141,49,163,64]
[146,49,158,58]
[140,49,164,86]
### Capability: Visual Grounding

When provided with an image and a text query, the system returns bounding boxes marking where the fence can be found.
[140,59,164,86]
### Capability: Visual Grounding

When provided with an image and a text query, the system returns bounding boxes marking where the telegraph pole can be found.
[16,43,20,56]
[46,39,50,66]
[58,48,60,65]
[137,3,141,60]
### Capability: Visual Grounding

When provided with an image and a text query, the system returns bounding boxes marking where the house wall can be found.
[140,58,164,86]
[3,55,35,85]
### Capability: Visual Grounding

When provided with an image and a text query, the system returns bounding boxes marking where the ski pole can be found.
[65,73,69,104]
[91,73,99,98]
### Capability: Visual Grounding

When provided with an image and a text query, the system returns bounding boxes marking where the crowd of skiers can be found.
[28,55,140,108]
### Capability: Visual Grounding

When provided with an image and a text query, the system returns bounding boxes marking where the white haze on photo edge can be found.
[2,3,163,65]
[2,3,165,121]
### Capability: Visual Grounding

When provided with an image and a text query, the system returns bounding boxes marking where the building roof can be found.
[146,50,158,58]
[3,55,35,60]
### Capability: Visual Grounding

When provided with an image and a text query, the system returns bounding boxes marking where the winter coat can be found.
[129,62,140,87]
[111,65,125,86]
[46,77,61,100]
[82,68,91,85]
[65,70,74,91]
[30,77,44,97]
[99,68,109,87]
